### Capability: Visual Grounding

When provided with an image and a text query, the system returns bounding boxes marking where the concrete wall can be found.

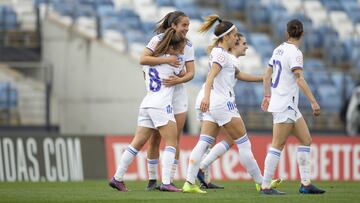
[42,15,145,134]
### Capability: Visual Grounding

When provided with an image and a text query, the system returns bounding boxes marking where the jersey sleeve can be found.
[290,49,303,70]
[268,49,275,68]
[210,48,227,69]
[184,41,195,62]
[146,35,160,52]
[268,56,274,67]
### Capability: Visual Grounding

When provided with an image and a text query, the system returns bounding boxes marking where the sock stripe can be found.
[298,147,310,152]
[235,135,248,145]
[165,146,176,153]
[298,148,310,152]
[221,140,230,150]
[126,146,138,155]
[268,150,281,157]
[199,136,214,144]
[147,159,158,164]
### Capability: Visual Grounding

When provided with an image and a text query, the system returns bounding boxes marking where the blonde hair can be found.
[199,15,235,53]
[199,15,221,33]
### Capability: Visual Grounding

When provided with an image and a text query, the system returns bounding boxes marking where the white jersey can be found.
[230,54,240,87]
[146,33,195,72]
[140,61,181,109]
[267,42,303,112]
[146,33,194,113]
[196,47,236,110]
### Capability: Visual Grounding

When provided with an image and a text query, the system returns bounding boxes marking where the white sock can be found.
[186,134,214,184]
[235,134,263,184]
[161,146,176,185]
[262,147,281,189]
[201,148,211,183]
[297,145,311,185]
[114,145,138,181]
[200,140,230,170]
[147,159,158,180]
[170,159,178,182]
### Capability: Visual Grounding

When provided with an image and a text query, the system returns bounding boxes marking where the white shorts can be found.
[173,85,188,114]
[196,102,240,126]
[137,107,176,129]
[272,106,302,124]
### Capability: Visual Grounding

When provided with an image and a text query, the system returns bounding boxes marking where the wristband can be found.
[264,95,271,98]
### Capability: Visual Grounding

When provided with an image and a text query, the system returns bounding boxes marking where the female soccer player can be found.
[196,33,282,191]
[139,11,195,191]
[109,28,186,192]
[197,33,282,191]
[182,15,264,194]
[259,19,325,195]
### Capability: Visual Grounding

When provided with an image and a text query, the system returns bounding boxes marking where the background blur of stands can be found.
[0,0,359,135]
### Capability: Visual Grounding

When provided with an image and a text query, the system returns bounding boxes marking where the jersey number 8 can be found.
[149,68,161,92]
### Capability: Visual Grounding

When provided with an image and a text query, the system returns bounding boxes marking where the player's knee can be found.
[301,136,312,146]
[150,135,161,146]
[273,140,286,150]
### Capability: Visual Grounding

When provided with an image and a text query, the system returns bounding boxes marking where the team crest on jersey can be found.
[217,54,225,63]
[296,55,303,65]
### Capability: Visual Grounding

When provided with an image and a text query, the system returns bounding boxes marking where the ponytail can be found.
[153,28,186,56]
[199,15,235,53]
[199,15,222,33]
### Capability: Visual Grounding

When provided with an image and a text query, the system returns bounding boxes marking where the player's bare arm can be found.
[261,66,272,111]
[235,68,263,82]
[293,68,320,116]
[201,63,221,112]
[163,61,195,87]
[140,48,180,67]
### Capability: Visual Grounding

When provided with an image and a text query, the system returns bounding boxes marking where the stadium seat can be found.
[248,33,274,61]
[100,16,123,33]
[280,0,302,14]
[96,5,115,17]
[304,58,325,71]
[304,28,323,52]
[318,85,342,111]
[247,5,270,28]
[0,82,18,109]
[0,5,18,31]
[155,0,175,7]
[321,0,344,11]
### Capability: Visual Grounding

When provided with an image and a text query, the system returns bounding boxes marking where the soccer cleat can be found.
[255,183,260,192]
[200,182,225,189]
[299,184,325,194]
[182,182,207,194]
[255,179,283,192]
[197,169,208,188]
[109,177,129,192]
[159,183,182,192]
[270,178,283,189]
[259,188,286,195]
[145,179,158,191]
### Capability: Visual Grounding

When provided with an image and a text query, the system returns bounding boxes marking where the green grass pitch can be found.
[0,180,359,203]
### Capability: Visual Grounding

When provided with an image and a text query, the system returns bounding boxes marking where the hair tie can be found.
[214,24,235,39]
